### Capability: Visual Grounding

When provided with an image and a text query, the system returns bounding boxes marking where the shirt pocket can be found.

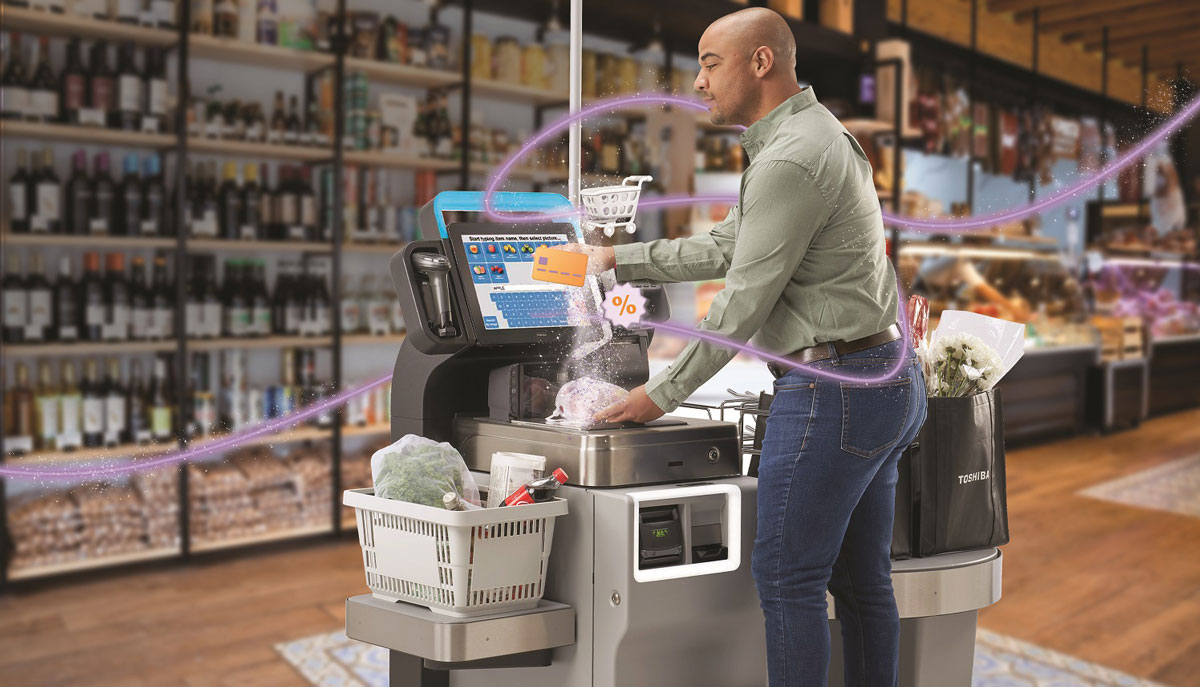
[839,376,912,459]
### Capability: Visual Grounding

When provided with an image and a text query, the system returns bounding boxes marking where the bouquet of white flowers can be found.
[921,332,1004,397]
[912,309,1025,398]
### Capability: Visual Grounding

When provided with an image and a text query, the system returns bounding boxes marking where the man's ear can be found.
[753,46,774,78]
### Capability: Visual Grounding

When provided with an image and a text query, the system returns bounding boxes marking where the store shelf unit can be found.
[7,545,182,582]
[0,0,881,588]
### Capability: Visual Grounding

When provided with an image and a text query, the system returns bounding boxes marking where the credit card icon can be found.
[531,247,588,287]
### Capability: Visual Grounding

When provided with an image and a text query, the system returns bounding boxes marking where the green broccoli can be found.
[373,444,468,507]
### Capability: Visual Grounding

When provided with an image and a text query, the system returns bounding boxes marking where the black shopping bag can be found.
[890,442,918,560]
[914,388,1010,556]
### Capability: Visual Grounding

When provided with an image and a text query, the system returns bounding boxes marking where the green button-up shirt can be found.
[613,88,899,412]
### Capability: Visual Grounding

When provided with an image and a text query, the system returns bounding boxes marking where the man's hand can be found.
[594,385,666,424]
[557,243,616,275]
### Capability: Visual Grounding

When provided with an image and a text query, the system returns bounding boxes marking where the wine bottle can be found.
[34,361,59,452]
[256,0,278,46]
[116,154,143,236]
[65,149,94,235]
[199,161,220,236]
[81,358,105,448]
[143,47,168,133]
[269,90,286,143]
[5,362,36,455]
[1,32,30,121]
[213,0,238,38]
[271,260,291,334]
[190,352,215,436]
[218,160,242,239]
[223,259,250,337]
[249,260,271,336]
[150,255,174,339]
[92,151,116,235]
[58,361,83,451]
[285,94,301,144]
[129,255,152,340]
[80,251,105,340]
[277,165,299,240]
[142,155,166,236]
[115,0,140,24]
[2,253,27,343]
[24,250,52,342]
[103,252,130,341]
[8,148,31,233]
[31,148,62,234]
[54,254,80,342]
[306,261,330,336]
[148,356,173,442]
[151,0,176,29]
[239,162,262,240]
[87,41,116,128]
[114,43,142,131]
[297,166,317,241]
[127,359,151,444]
[27,36,57,124]
[103,358,126,447]
[60,38,87,124]
[303,100,320,146]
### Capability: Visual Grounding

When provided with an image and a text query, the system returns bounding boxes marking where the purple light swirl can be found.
[483,92,1200,232]
[0,373,394,480]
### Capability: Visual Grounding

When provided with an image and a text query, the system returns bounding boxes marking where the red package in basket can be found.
[908,295,929,349]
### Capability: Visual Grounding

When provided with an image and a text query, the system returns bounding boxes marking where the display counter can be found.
[1148,333,1200,416]
[995,344,1098,445]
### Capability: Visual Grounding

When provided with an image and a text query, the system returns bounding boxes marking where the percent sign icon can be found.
[602,285,646,327]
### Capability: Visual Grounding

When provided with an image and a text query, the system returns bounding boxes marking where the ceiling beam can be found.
[1016,0,1151,25]
[1063,9,1200,44]
[1099,24,1200,54]
[1047,0,1193,34]
[1082,23,1200,52]
[986,0,1073,13]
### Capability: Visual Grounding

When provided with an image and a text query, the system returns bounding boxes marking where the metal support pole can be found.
[967,0,977,213]
[568,0,583,206]
[460,0,473,190]
[330,0,347,534]
[1029,8,1039,203]
[890,59,902,277]
[1099,26,1108,204]
[176,0,192,561]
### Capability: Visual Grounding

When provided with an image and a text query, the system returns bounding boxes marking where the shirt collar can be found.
[740,87,817,161]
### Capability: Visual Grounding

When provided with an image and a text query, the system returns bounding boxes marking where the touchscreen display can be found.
[460,232,575,330]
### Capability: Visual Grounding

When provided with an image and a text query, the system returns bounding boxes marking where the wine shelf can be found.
[342,150,460,171]
[341,241,405,255]
[1,232,176,249]
[187,137,332,161]
[343,57,460,89]
[0,120,176,148]
[188,34,334,71]
[190,523,332,553]
[470,78,568,106]
[343,333,406,346]
[188,238,332,253]
[7,545,182,581]
[1,8,177,46]
[11,424,390,466]
[4,335,333,357]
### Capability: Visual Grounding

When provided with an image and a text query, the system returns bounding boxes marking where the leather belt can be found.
[767,324,903,379]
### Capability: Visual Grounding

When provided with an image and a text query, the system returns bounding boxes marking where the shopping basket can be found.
[343,488,568,617]
[579,175,654,236]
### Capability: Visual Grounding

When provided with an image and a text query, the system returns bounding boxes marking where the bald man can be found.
[569,8,927,687]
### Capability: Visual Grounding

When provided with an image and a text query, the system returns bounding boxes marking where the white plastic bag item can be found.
[553,378,629,424]
[370,434,482,508]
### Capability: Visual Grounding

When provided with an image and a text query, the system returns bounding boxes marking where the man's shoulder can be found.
[754,104,847,170]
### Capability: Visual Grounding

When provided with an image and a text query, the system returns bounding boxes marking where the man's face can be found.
[694,29,755,127]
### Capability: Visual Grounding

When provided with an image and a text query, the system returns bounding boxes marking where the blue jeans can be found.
[751,338,927,687]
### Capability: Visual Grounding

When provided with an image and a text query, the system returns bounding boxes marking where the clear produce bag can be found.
[370,435,482,508]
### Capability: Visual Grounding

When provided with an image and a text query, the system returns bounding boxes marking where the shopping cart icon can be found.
[579,175,653,237]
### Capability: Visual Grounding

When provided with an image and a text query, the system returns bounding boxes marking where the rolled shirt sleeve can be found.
[612,206,738,284]
[642,160,832,412]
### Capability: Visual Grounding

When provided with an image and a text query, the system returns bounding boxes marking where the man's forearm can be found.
[613,234,732,284]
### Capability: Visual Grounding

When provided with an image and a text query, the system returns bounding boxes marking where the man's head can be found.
[694,8,800,127]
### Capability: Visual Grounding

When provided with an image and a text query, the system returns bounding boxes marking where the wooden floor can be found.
[1,411,1198,687]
